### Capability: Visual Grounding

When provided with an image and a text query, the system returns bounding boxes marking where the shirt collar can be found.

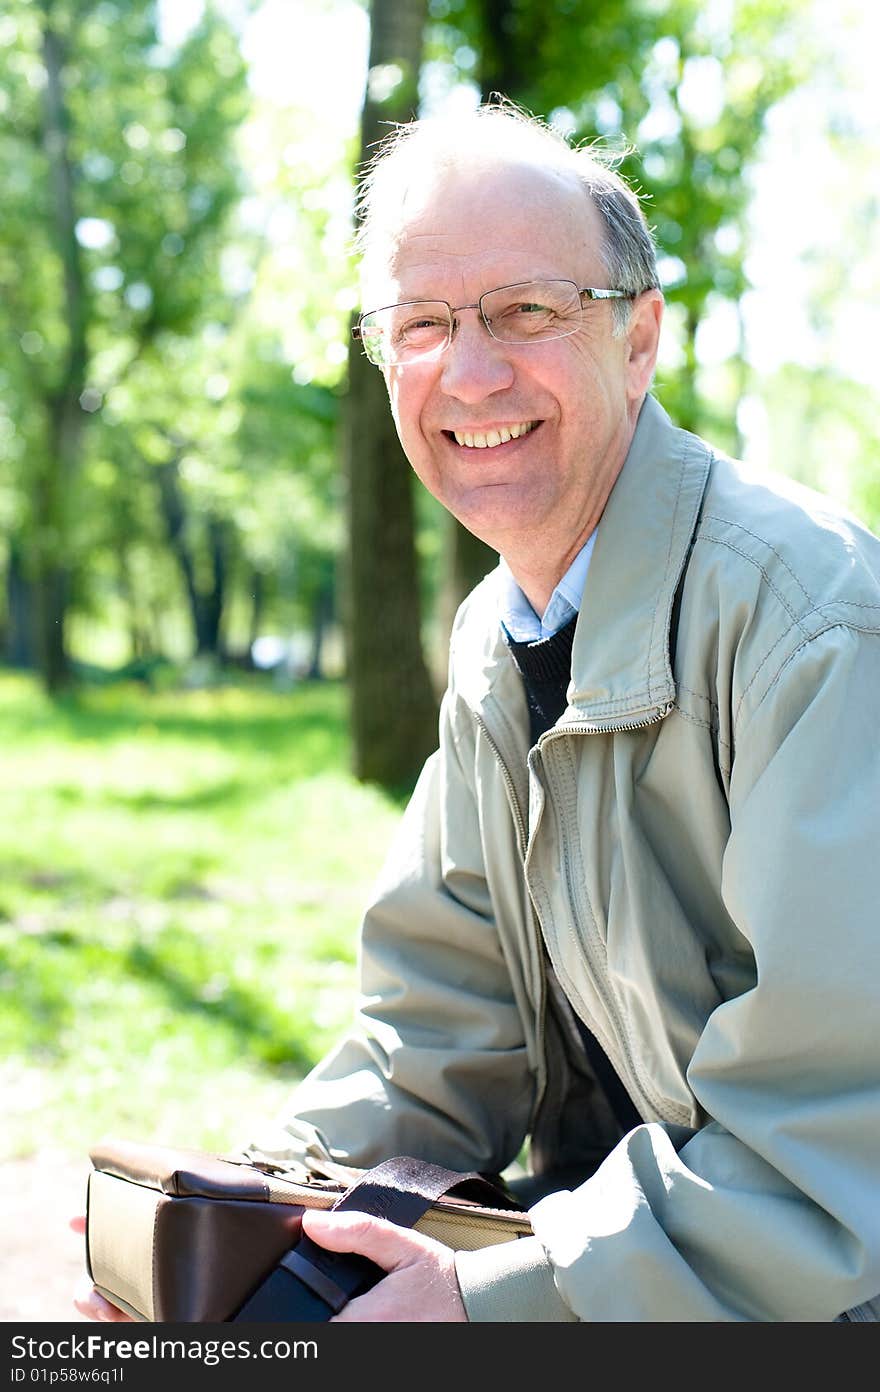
[499,531,597,643]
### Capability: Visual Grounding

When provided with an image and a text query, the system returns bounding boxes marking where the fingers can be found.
[73,1273,133,1323]
[299,1210,466,1322]
[70,1215,86,1235]
[300,1208,432,1273]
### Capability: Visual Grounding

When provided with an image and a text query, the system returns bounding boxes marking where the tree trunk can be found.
[431,0,518,662]
[307,577,334,681]
[5,539,37,669]
[120,545,151,661]
[199,516,227,657]
[34,7,88,693]
[247,569,266,656]
[155,461,227,659]
[156,461,200,651]
[434,516,497,680]
[343,0,438,789]
[478,0,526,99]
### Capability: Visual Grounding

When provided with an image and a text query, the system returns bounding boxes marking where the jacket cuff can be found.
[454,1236,577,1322]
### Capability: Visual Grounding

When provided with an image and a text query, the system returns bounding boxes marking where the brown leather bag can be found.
[85,1138,532,1322]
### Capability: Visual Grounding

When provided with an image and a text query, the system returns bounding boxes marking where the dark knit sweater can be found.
[503,613,642,1136]
[503,613,578,747]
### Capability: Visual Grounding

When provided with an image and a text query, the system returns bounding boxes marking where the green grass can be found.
[0,672,407,1161]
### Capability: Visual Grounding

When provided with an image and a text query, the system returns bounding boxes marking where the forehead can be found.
[367,161,607,303]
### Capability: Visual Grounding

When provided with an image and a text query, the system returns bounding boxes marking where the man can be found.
[78,103,880,1322]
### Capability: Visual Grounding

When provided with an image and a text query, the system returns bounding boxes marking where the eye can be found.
[497,299,559,335]
[395,314,449,346]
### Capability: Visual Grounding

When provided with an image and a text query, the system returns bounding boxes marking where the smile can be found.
[449,421,540,449]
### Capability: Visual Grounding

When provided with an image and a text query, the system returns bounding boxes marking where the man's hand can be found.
[299,1209,468,1322]
[68,1209,467,1323]
[69,1216,134,1322]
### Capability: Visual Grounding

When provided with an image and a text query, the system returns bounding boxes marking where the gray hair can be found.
[354,100,660,335]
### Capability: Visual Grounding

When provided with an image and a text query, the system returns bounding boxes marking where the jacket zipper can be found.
[535,703,675,1124]
[474,716,529,857]
[473,713,550,1130]
[476,700,681,1136]
[547,704,674,738]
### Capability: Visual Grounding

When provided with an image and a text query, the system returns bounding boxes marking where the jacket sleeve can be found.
[459,623,880,1321]
[242,689,535,1178]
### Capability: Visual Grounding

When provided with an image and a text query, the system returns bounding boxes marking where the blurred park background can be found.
[1,0,879,1310]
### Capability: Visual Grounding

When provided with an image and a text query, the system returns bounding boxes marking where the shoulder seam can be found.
[699,513,815,607]
[734,622,880,738]
[692,533,811,635]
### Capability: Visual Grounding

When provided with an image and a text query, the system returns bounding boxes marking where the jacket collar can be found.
[450,394,712,728]
[567,393,711,724]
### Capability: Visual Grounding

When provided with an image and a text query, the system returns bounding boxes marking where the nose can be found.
[439,307,515,403]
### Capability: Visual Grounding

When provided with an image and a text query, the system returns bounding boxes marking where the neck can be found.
[505,539,589,618]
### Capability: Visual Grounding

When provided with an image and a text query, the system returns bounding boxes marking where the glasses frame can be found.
[351,279,636,367]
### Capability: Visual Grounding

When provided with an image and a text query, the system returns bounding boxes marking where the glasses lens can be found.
[359,302,452,366]
[482,280,582,344]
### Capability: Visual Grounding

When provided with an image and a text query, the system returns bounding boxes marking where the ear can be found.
[624,290,664,401]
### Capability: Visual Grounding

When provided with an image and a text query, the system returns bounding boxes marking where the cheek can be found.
[533,341,599,405]
[388,374,416,436]
[559,343,627,419]
[387,385,411,453]
[389,376,437,459]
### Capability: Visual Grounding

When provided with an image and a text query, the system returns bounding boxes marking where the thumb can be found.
[300,1208,426,1273]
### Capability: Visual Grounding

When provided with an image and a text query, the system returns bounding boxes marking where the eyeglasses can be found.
[351,278,636,368]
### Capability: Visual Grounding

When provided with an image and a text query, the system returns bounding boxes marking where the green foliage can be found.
[424,0,654,113]
[1,0,877,695]
[755,364,880,532]
[0,0,252,680]
[542,0,810,441]
[0,672,405,1158]
[0,2,358,675]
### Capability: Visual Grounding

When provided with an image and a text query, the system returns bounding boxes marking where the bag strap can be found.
[232,1155,521,1322]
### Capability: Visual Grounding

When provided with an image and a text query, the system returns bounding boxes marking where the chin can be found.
[448,492,540,550]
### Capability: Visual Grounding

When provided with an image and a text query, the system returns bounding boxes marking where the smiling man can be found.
[78,103,880,1324]
[369,157,662,622]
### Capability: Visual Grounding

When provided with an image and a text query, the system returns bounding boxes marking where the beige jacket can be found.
[248,396,880,1321]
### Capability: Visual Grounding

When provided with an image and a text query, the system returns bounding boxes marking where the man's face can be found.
[369,161,662,572]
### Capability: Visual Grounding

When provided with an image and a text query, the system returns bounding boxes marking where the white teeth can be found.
[453,421,537,448]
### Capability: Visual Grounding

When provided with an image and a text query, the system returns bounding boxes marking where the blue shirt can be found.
[499,532,596,643]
